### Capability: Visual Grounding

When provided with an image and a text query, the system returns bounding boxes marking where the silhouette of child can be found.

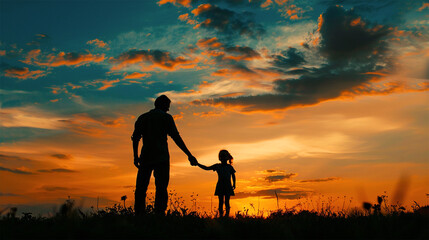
[197,149,236,217]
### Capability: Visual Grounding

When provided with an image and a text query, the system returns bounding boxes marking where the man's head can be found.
[154,95,171,112]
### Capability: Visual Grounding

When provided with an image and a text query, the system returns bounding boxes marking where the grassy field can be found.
[1,197,428,239]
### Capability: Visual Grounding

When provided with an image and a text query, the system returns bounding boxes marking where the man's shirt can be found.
[132,108,180,164]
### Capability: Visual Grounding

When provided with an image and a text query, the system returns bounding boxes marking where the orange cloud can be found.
[123,72,151,80]
[418,3,429,11]
[173,112,184,120]
[364,72,389,77]
[277,3,306,20]
[87,39,109,49]
[158,0,192,8]
[196,37,223,49]
[350,17,365,27]
[22,49,41,64]
[178,13,197,25]
[317,14,324,32]
[110,49,196,71]
[33,51,105,67]
[212,68,258,79]
[98,79,120,90]
[342,79,429,97]
[261,0,273,8]
[3,66,47,79]
[191,3,212,16]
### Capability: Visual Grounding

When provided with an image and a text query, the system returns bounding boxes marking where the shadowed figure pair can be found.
[132,95,236,217]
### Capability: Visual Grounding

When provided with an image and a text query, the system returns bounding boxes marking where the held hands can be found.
[188,155,198,166]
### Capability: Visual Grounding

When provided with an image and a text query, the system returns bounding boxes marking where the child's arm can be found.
[197,163,213,171]
[232,173,236,190]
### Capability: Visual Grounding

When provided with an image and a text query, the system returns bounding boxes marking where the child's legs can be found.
[225,195,230,216]
[218,195,224,216]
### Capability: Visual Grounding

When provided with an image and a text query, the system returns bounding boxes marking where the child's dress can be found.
[210,163,236,196]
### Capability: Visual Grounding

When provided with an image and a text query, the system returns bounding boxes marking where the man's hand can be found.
[232,185,236,190]
[134,157,141,169]
[188,155,198,166]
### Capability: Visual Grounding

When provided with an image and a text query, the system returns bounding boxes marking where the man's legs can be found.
[153,161,170,214]
[135,166,153,216]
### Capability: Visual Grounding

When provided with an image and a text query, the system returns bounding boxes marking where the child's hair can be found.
[219,149,233,165]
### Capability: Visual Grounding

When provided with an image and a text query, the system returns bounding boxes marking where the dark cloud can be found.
[271,47,306,69]
[0,154,35,163]
[262,169,297,182]
[0,192,20,197]
[318,6,390,63]
[192,4,265,38]
[319,0,423,25]
[0,166,33,175]
[37,168,77,173]
[224,46,261,60]
[235,187,312,200]
[110,49,193,71]
[265,173,297,182]
[195,5,395,112]
[299,177,340,183]
[50,154,72,160]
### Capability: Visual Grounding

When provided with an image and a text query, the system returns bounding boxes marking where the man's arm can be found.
[170,135,198,165]
[131,117,142,169]
[168,115,198,166]
[132,136,140,168]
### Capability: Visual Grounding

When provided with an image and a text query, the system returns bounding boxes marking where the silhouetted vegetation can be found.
[1,195,428,239]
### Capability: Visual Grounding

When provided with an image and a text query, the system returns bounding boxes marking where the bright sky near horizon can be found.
[0,0,428,215]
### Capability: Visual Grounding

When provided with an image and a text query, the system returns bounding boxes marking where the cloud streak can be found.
[37,168,77,173]
[262,169,297,182]
[0,166,33,175]
[110,49,195,71]
[50,154,72,160]
[299,177,340,183]
[87,39,109,49]
[2,66,47,80]
[26,51,105,67]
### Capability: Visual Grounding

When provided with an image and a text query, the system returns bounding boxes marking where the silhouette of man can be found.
[132,95,198,215]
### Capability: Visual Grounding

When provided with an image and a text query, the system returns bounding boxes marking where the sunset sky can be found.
[0,0,428,215]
